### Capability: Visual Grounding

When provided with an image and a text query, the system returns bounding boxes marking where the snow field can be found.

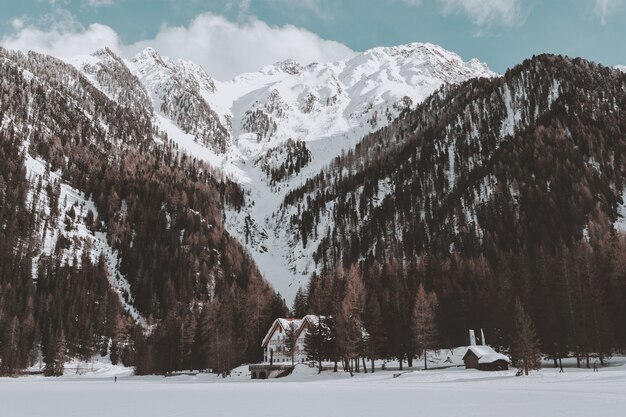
[2,358,626,417]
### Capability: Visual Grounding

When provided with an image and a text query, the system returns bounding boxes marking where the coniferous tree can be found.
[109,340,120,366]
[304,317,327,373]
[412,285,438,369]
[0,316,19,375]
[283,322,299,366]
[363,295,385,373]
[44,329,66,377]
[511,300,542,376]
[292,287,308,318]
[339,265,365,375]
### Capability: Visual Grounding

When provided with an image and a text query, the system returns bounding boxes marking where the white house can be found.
[261,315,324,364]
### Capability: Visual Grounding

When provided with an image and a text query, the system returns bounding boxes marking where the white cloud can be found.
[0,12,354,80]
[439,0,525,27]
[593,0,623,24]
[124,14,353,79]
[11,18,26,31]
[1,12,120,58]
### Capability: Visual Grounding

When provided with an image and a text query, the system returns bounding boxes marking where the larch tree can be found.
[339,264,365,376]
[363,294,385,373]
[412,284,438,370]
[511,300,542,376]
[44,329,66,377]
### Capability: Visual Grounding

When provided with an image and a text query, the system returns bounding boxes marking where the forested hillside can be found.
[3,46,626,377]
[0,48,285,376]
[282,55,626,366]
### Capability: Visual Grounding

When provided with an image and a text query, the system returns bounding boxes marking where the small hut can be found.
[462,345,510,371]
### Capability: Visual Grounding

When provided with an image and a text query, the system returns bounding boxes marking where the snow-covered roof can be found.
[278,318,302,331]
[261,318,302,347]
[463,345,510,364]
[302,315,326,326]
[295,315,328,338]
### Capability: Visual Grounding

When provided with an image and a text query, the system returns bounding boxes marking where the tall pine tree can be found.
[412,285,438,370]
[511,300,541,376]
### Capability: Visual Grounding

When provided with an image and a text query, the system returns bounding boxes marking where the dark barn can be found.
[463,346,510,371]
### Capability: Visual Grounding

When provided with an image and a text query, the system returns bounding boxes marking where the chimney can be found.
[469,329,476,346]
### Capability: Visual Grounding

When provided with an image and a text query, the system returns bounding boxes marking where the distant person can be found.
[115,376,117,383]
[593,361,598,372]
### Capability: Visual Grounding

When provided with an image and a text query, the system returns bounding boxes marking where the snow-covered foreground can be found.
[3,361,626,417]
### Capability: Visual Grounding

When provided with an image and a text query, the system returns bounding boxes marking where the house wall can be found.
[294,332,307,363]
[263,324,309,363]
[464,352,509,371]
[464,352,479,369]
[264,324,289,363]
[478,360,509,371]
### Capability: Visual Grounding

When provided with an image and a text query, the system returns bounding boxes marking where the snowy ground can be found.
[3,355,626,417]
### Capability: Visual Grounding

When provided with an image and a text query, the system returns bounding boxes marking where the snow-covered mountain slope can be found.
[218,43,496,301]
[66,47,152,112]
[617,65,626,73]
[24,154,146,327]
[65,43,495,302]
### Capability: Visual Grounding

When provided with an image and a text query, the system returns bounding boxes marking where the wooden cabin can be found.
[463,345,510,371]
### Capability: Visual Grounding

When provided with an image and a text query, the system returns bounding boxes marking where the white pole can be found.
[469,329,476,346]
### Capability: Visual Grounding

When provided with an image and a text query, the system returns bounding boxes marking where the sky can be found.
[0,0,625,80]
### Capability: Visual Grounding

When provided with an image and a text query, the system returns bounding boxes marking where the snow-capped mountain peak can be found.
[261,59,305,76]
[344,42,494,86]
[132,46,165,66]
[66,41,497,302]
[131,47,216,94]
[201,41,496,162]
[128,47,230,153]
